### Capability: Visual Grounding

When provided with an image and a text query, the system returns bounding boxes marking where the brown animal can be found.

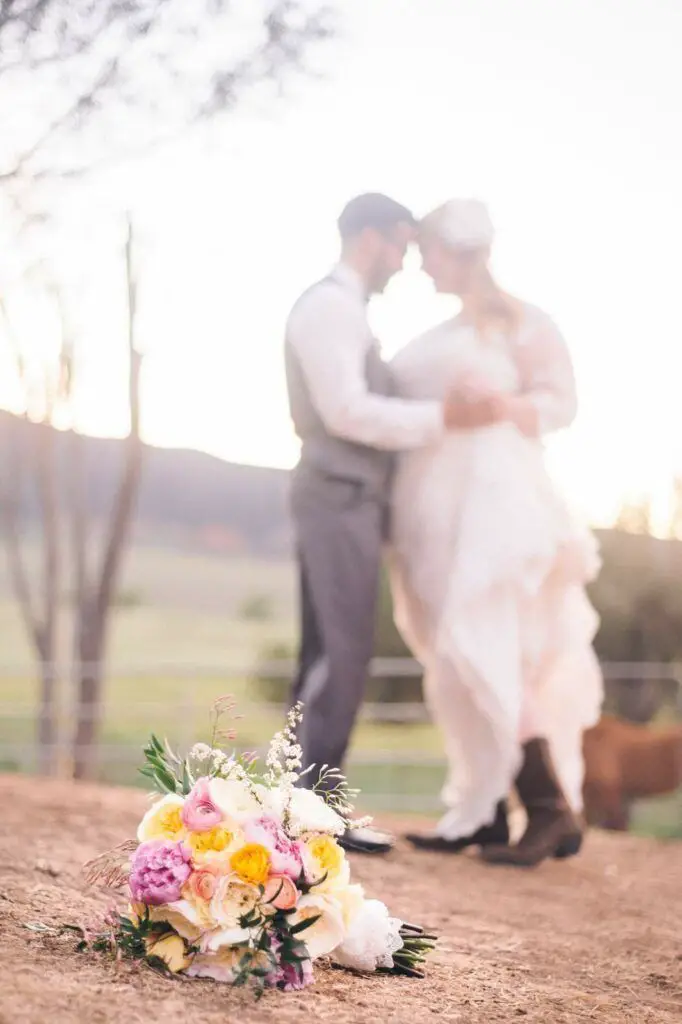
[582,715,682,831]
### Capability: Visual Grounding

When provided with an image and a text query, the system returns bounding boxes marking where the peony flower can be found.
[181,778,224,833]
[129,840,192,906]
[209,778,273,823]
[243,816,303,880]
[144,932,191,973]
[262,874,299,912]
[186,825,241,860]
[137,794,186,843]
[287,892,346,959]
[303,835,349,891]
[278,956,314,992]
[229,843,271,887]
[210,873,260,930]
[286,787,345,837]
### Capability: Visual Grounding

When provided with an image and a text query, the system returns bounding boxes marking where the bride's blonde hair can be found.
[422,202,521,338]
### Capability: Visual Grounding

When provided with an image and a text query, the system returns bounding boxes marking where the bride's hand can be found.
[496,394,540,437]
[443,390,506,429]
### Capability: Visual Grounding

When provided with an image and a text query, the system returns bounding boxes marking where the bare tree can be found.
[0,1,332,191]
[0,292,64,774]
[70,220,143,779]
[0,0,334,777]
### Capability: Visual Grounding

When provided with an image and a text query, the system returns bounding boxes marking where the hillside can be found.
[4,409,682,670]
[0,410,291,556]
[1,775,680,1024]
[4,409,682,562]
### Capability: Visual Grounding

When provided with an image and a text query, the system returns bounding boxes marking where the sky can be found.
[1,0,681,528]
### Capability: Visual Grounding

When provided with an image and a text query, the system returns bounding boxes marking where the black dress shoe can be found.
[338,826,394,854]
[405,801,509,853]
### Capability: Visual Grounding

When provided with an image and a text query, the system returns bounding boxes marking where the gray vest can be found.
[285,278,395,494]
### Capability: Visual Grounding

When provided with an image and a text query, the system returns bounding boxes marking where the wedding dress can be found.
[389,305,603,841]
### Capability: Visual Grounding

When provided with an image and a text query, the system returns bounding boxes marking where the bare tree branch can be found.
[0,1,334,187]
[0,56,121,183]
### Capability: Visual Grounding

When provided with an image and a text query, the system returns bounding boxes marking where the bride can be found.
[389,199,603,867]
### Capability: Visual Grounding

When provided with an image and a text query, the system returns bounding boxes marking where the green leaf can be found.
[181,761,192,795]
[150,734,165,756]
[289,914,321,936]
[153,768,178,794]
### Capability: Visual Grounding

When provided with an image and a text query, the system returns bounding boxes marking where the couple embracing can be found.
[284,193,602,868]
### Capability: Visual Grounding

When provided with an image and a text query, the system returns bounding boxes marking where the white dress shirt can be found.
[286,263,444,451]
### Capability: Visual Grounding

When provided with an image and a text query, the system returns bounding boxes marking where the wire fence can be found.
[1,659,681,831]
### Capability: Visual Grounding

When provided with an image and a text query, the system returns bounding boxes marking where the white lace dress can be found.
[389,305,603,840]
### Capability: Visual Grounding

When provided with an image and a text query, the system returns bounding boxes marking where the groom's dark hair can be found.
[338,193,416,240]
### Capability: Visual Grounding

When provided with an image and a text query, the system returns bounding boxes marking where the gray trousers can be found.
[290,467,385,790]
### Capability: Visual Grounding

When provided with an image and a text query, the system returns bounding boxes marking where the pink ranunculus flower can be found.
[129,839,192,906]
[263,874,299,911]
[243,816,303,880]
[181,777,224,833]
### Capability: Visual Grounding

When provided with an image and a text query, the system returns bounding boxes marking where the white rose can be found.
[208,777,269,823]
[286,788,345,837]
[288,892,346,959]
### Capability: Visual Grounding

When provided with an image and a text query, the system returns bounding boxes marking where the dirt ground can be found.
[1,775,681,1024]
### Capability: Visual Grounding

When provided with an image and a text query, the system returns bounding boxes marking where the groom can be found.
[284,194,490,853]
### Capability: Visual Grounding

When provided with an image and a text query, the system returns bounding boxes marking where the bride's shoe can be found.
[481,739,583,867]
[405,801,509,853]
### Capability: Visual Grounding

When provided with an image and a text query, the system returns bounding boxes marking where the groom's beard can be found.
[368,271,393,295]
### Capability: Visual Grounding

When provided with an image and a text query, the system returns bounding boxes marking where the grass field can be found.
[1,542,681,836]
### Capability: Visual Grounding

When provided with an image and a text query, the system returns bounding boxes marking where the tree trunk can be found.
[70,218,143,780]
[0,407,60,777]
[37,656,58,775]
[72,609,104,781]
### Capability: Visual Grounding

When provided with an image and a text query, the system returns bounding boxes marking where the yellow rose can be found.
[229,842,271,886]
[187,826,238,858]
[304,835,348,890]
[145,932,192,973]
[148,901,204,942]
[137,794,186,843]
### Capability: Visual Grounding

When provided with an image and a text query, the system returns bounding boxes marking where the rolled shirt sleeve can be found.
[286,284,444,451]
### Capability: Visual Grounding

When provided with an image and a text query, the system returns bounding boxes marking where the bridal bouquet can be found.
[82,699,436,996]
